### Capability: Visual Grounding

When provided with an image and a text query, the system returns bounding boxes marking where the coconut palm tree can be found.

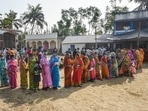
[0,13,2,28]
[3,10,22,29]
[22,4,47,35]
[129,0,148,10]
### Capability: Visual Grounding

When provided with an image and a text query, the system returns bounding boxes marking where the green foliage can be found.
[22,4,47,34]
[51,6,102,37]
[0,10,22,29]
[103,1,129,33]
[129,0,148,10]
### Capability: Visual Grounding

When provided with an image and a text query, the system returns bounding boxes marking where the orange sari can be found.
[81,56,90,83]
[139,48,145,68]
[101,56,109,79]
[64,56,74,88]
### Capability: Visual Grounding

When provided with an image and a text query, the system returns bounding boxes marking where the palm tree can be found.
[4,10,22,29]
[22,4,47,35]
[129,0,148,10]
[0,13,2,28]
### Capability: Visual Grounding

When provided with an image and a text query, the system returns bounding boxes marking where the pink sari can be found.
[7,58,18,88]
[40,54,52,88]
[89,58,96,80]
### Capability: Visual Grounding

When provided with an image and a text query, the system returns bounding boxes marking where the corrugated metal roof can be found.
[107,31,148,41]
[62,35,98,44]
[26,33,57,40]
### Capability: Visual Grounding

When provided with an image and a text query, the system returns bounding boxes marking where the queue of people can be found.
[63,47,145,88]
[0,47,61,92]
[0,47,145,92]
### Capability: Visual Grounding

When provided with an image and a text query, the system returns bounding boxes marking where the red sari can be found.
[89,58,96,80]
[72,55,83,86]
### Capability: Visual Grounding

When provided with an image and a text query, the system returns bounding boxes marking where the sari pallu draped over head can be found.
[49,53,60,88]
[7,58,18,89]
[64,52,74,88]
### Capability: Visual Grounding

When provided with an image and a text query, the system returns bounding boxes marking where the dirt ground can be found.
[0,61,148,111]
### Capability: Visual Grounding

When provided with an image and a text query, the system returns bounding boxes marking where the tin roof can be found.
[107,30,148,41]
[26,33,57,40]
[62,35,97,44]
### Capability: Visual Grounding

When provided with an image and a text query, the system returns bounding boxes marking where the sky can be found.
[0,0,139,28]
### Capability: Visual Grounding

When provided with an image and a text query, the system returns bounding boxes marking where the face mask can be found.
[35,63,38,67]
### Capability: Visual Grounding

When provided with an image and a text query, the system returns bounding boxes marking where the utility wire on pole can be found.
[95,26,97,49]
[137,21,141,49]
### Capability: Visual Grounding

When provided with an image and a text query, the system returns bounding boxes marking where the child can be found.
[129,59,136,77]
[33,61,42,92]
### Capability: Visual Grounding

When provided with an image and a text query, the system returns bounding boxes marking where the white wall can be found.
[62,43,85,54]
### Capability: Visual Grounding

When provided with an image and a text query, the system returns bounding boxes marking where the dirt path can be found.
[0,62,148,111]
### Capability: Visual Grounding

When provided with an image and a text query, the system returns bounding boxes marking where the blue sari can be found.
[49,54,60,88]
[0,57,8,86]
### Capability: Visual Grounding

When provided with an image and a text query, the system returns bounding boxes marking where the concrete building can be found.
[105,10,148,51]
[0,29,22,49]
[25,33,58,50]
[62,35,97,54]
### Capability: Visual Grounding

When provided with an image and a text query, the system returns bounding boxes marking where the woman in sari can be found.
[49,49,60,90]
[101,53,110,79]
[7,53,18,89]
[28,54,36,90]
[89,54,96,82]
[63,51,74,88]
[111,56,119,78]
[0,52,8,87]
[19,55,28,89]
[138,48,145,69]
[93,52,102,80]
[81,52,90,83]
[40,53,52,90]
[122,52,130,76]
[72,53,84,87]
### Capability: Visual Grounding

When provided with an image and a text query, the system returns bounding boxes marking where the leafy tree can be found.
[104,0,128,33]
[22,4,47,35]
[53,8,88,37]
[52,6,102,36]
[85,6,102,35]
[1,10,21,29]
[72,20,87,35]
[129,0,148,10]
[51,24,59,34]
[0,13,2,28]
